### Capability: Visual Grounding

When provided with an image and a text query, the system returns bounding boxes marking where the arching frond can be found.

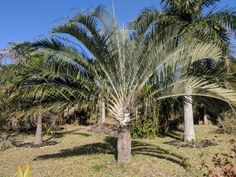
[28,6,234,127]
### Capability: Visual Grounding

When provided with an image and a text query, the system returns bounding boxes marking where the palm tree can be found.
[130,0,236,142]
[6,54,98,145]
[1,44,56,145]
[10,6,236,164]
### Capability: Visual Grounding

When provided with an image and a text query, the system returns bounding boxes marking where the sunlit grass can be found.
[0,125,235,177]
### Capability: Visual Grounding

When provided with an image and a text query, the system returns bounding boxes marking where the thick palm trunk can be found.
[117,126,131,164]
[184,88,195,142]
[34,114,43,145]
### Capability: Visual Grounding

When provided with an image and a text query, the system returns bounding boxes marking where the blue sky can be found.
[0,0,236,49]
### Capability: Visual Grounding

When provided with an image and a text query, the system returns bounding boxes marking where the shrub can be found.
[0,139,13,151]
[0,134,14,151]
[201,146,236,177]
[217,110,236,134]
[131,116,158,139]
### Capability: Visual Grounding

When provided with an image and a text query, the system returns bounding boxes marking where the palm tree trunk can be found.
[99,94,106,124]
[34,114,43,145]
[101,99,106,124]
[184,88,195,142]
[203,108,209,125]
[117,126,131,164]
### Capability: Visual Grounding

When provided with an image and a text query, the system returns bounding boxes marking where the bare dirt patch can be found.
[87,123,118,136]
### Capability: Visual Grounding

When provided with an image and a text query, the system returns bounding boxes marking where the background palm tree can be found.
[130,0,236,142]
[5,53,98,145]
[0,41,99,145]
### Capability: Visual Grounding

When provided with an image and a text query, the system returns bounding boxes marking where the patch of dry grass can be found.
[0,125,235,177]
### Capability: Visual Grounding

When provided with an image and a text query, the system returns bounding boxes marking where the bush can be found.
[217,110,236,134]
[0,135,14,151]
[131,116,158,139]
[201,146,236,177]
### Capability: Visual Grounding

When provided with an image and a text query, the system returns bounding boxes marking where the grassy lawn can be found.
[0,125,235,177]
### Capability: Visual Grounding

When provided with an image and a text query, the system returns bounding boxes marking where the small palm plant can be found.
[17,164,31,177]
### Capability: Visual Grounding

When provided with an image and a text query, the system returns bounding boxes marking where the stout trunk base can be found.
[117,126,131,164]
[184,134,196,142]
[34,114,43,145]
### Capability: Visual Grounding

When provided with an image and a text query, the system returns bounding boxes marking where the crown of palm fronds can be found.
[130,0,236,51]
[5,53,98,118]
[8,6,236,126]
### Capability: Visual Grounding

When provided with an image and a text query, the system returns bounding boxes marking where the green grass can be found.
[0,125,235,177]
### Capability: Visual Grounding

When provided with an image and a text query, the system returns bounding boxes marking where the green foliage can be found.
[31,5,236,129]
[130,0,236,131]
[131,0,236,50]
[2,5,236,139]
[131,97,184,138]
[131,116,158,139]
[158,99,183,135]
[131,87,161,138]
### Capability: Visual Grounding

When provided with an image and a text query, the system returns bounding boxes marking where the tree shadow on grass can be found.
[44,129,91,142]
[13,140,59,148]
[35,137,116,160]
[132,141,188,168]
[166,131,183,141]
[35,137,188,168]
